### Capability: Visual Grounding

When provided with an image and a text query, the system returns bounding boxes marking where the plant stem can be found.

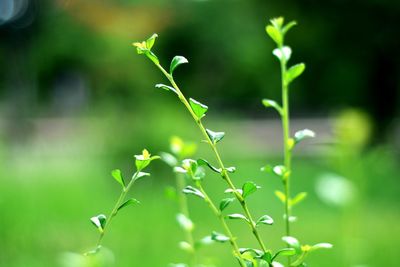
[176,172,196,266]
[155,63,268,254]
[195,181,247,267]
[96,171,140,247]
[279,47,292,266]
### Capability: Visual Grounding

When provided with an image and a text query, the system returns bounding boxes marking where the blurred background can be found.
[0,0,399,266]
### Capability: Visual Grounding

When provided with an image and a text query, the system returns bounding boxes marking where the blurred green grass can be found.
[0,113,398,267]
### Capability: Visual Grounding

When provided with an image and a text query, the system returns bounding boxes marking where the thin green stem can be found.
[96,171,140,247]
[154,63,268,254]
[279,46,292,266]
[176,172,196,266]
[195,181,247,267]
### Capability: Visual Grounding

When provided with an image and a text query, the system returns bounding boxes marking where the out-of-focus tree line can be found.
[0,0,399,138]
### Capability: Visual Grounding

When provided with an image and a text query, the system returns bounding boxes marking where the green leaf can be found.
[225,188,243,195]
[270,17,284,28]
[118,198,140,211]
[239,248,264,257]
[206,129,225,144]
[145,50,159,64]
[145,33,158,50]
[262,99,282,115]
[111,169,125,188]
[225,166,236,173]
[211,231,230,243]
[182,186,204,199]
[219,197,235,211]
[260,164,273,173]
[294,129,315,144]
[90,214,106,233]
[282,236,301,252]
[189,98,208,119]
[290,192,307,206]
[272,165,288,178]
[176,213,194,231]
[282,21,297,35]
[266,25,282,46]
[274,190,286,204]
[256,214,274,226]
[261,251,273,263]
[286,63,306,84]
[170,56,188,75]
[155,84,177,95]
[134,149,159,171]
[136,172,150,180]
[197,158,221,173]
[272,46,292,61]
[227,213,249,223]
[160,152,178,167]
[272,248,296,261]
[310,243,333,251]
[242,181,260,199]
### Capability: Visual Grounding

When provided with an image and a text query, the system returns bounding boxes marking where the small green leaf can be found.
[282,21,297,35]
[211,231,230,243]
[260,164,273,173]
[155,84,177,95]
[290,192,307,206]
[90,214,106,233]
[182,186,204,199]
[145,33,158,50]
[270,17,284,28]
[118,198,140,211]
[225,166,236,173]
[111,169,125,188]
[195,235,214,249]
[310,243,333,251]
[197,158,221,173]
[272,248,296,261]
[145,50,159,64]
[136,172,150,180]
[272,46,292,61]
[282,236,301,252]
[294,129,315,144]
[266,25,282,46]
[219,197,235,211]
[206,129,225,144]
[225,188,243,195]
[227,213,249,223]
[256,214,274,226]
[170,56,188,75]
[160,152,178,167]
[262,251,273,264]
[189,98,208,119]
[239,248,264,257]
[176,213,194,232]
[262,99,282,115]
[242,181,260,199]
[134,149,159,171]
[274,190,286,204]
[272,165,288,178]
[286,63,306,84]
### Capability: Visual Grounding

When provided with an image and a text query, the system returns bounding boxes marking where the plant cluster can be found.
[84,17,332,267]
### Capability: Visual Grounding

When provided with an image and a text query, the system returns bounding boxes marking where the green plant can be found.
[262,17,332,266]
[85,149,159,255]
[133,17,332,267]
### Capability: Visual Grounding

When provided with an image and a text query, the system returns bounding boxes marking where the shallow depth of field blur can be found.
[0,1,399,267]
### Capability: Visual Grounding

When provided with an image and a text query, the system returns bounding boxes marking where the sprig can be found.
[86,149,159,255]
[134,34,271,266]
